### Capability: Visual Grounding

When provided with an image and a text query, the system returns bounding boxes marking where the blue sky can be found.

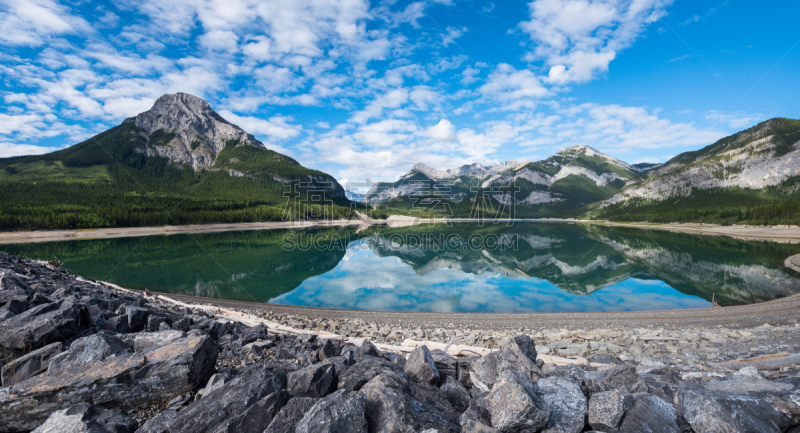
[1,0,798,186]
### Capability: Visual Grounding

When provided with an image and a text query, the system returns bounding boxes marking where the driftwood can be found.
[715,352,800,370]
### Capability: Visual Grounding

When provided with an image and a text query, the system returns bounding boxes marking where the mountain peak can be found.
[130,93,264,170]
[151,92,213,114]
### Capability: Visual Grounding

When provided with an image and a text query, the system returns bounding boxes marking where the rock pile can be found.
[1,252,799,433]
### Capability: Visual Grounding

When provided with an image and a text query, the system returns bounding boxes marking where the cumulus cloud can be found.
[520,0,672,83]
[423,119,457,142]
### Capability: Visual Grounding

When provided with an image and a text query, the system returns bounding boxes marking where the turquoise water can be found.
[3,223,799,312]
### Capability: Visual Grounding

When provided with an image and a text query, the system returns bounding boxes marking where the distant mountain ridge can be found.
[364,145,645,217]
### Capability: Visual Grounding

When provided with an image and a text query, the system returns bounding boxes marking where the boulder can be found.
[355,340,381,360]
[151,365,287,433]
[124,306,149,332]
[470,335,543,393]
[264,397,317,433]
[202,371,233,398]
[460,402,496,433]
[618,393,680,433]
[338,355,402,391]
[210,390,290,433]
[588,388,634,432]
[534,377,586,433]
[405,345,440,385]
[31,403,137,433]
[318,339,340,360]
[0,332,216,432]
[362,370,461,433]
[486,370,550,433]
[48,333,132,372]
[431,349,458,382]
[441,375,471,412]
[288,363,336,398]
[102,315,130,333]
[133,330,187,352]
[0,300,85,350]
[544,364,590,396]
[583,364,646,396]
[1,342,62,387]
[146,315,172,332]
[678,382,783,433]
[295,389,368,433]
[0,307,14,322]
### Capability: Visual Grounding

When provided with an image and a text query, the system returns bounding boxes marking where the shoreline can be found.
[156,289,800,330]
[1,217,800,245]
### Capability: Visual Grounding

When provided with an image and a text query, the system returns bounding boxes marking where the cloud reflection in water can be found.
[270,242,713,312]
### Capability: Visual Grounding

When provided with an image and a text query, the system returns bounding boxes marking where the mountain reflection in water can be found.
[3,223,799,312]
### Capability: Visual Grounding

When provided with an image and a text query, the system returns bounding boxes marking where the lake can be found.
[2,222,799,312]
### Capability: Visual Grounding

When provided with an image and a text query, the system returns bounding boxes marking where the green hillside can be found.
[0,123,353,231]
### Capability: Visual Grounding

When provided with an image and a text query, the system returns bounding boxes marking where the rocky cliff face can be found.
[600,118,800,207]
[125,93,265,171]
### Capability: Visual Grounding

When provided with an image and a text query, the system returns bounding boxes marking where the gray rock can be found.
[431,349,458,383]
[31,403,137,433]
[288,363,336,398]
[1,342,62,387]
[124,306,149,332]
[678,382,783,433]
[583,364,646,396]
[441,375,471,413]
[153,365,286,433]
[470,336,544,393]
[487,370,550,433]
[505,335,538,362]
[0,307,14,322]
[534,377,586,433]
[295,389,368,433]
[0,332,216,432]
[137,409,179,433]
[361,370,461,433]
[544,364,590,396]
[210,390,290,433]
[0,300,84,350]
[318,339,340,360]
[588,389,634,432]
[405,345,440,385]
[457,356,477,389]
[146,315,171,332]
[264,397,317,433]
[338,355,402,391]
[618,393,680,433]
[243,340,273,355]
[48,333,131,372]
[356,340,381,360]
[102,315,130,333]
[202,371,233,398]
[133,330,187,352]
[460,403,496,433]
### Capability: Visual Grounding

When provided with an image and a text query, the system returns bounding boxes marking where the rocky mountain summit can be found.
[364,145,643,215]
[2,252,799,433]
[599,118,800,210]
[127,93,266,171]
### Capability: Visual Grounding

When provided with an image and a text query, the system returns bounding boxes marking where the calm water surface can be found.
[3,223,799,312]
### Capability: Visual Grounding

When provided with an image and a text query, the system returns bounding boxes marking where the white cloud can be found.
[0,142,60,158]
[442,26,467,47]
[520,0,672,83]
[423,119,457,142]
[218,110,303,140]
[0,0,92,46]
[705,111,763,130]
[479,64,550,110]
